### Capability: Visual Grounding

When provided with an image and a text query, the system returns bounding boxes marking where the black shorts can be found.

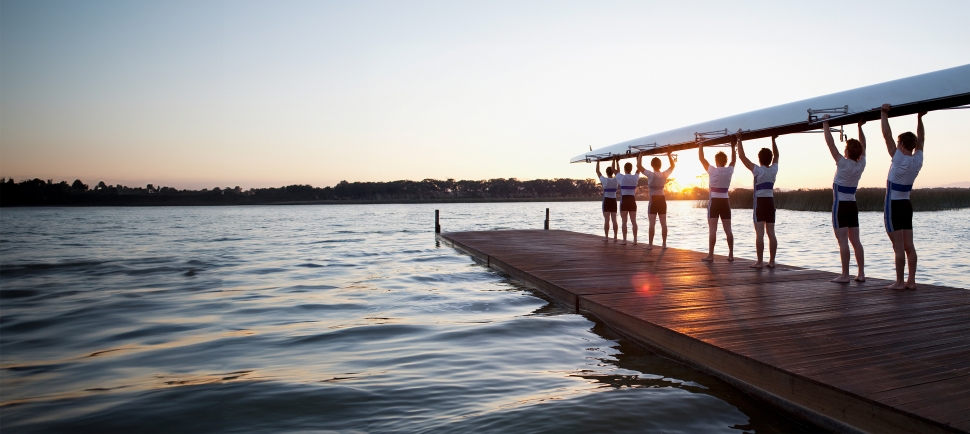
[648,195,666,215]
[833,200,859,229]
[707,198,731,220]
[753,196,775,223]
[885,199,913,232]
[602,197,617,213]
[620,195,637,212]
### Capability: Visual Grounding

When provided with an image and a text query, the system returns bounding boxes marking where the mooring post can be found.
[544,208,549,230]
[435,209,441,233]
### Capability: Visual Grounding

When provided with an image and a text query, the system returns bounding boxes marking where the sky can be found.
[2,0,969,190]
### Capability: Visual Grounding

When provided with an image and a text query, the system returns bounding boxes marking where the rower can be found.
[616,154,647,245]
[699,140,736,261]
[595,157,620,242]
[823,115,867,283]
[737,131,779,269]
[881,103,926,290]
[643,152,675,250]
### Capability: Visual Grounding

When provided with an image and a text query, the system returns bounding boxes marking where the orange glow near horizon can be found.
[664,172,709,194]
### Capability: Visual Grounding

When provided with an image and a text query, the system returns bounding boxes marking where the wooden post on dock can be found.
[435,210,440,233]
[544,208,549,230]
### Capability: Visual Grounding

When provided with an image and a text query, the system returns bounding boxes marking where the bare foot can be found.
[662,244,668,249]
[887,282,907,290]
[854,275,866,282]
[701,256,714,262]
[603,238,609,242]
[831,275,851,283]
[645,244,653,250]
[619,241,627,245]
[905,281,917,290]
[750,262,764,269]
[633,240,638,245]
[727,255,734,262]
[766,262,776,268]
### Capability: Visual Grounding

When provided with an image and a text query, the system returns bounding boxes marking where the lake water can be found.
[1,202,967,433]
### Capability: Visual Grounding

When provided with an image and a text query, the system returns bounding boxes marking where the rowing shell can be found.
[571,63,970,163]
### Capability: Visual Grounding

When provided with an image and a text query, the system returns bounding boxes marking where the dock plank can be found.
[440,229,970,433]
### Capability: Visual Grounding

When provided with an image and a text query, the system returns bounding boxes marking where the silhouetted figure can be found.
[881,104,926,290]
[823,115,867,283]
[643,152,675,250]
[699,141,736,261]
[596,157,620,242]
[737,131,779,268]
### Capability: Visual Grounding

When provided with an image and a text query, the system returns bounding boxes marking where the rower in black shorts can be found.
[699,140,736,261]
[881,104,926,290]
[643,152,675,250]
[737,130,779,269]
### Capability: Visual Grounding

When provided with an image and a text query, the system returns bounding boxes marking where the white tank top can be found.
[617,173,640,196]
[707,166,734,199]
[887,150,923,200]
[599,176,618,199]
[752,164,778,198]
[833,156,865,201]
[646,169,673,196]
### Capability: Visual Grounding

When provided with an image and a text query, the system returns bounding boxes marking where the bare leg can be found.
[659,214,668,249]
[848,227,865,281]
[766,222,777,268]
[703,217,717,261]
[887,230,906,289]
[902,229,917,289]
[630,211,638,245]
[610,213,619,241]
[620,211,629,245]
[647,213,657,249]
[751,221,765,268]
[723,219,734,261]
[602,211,610,241]
[831,227,851,282]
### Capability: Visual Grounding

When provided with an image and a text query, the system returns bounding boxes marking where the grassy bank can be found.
[697,188,970,212]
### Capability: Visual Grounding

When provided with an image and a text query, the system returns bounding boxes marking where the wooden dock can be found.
[437,229,970,434]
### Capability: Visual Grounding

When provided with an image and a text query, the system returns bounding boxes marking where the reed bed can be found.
[694,188,970,212]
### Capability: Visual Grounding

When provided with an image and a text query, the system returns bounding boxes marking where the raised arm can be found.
[822,116,840,161]
[881,103,896,157]
[916,111,926,152]
[858,120,867,157]
[665,152,676,175]
[698,143,710,171]
[595,160,603,178]
[729,140,737,167]
[736,130,754,171]
[636,153,646,175]
[771,135,779,165]
[612,156,620,175]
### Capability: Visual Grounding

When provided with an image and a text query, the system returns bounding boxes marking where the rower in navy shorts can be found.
[881,104,926,290]
[737,130,779,269]
[699,140,736,262]
[823,114,867,283]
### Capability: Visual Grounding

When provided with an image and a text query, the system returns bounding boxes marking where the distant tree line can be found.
[0,177,706,206]
[6,177,965,209]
